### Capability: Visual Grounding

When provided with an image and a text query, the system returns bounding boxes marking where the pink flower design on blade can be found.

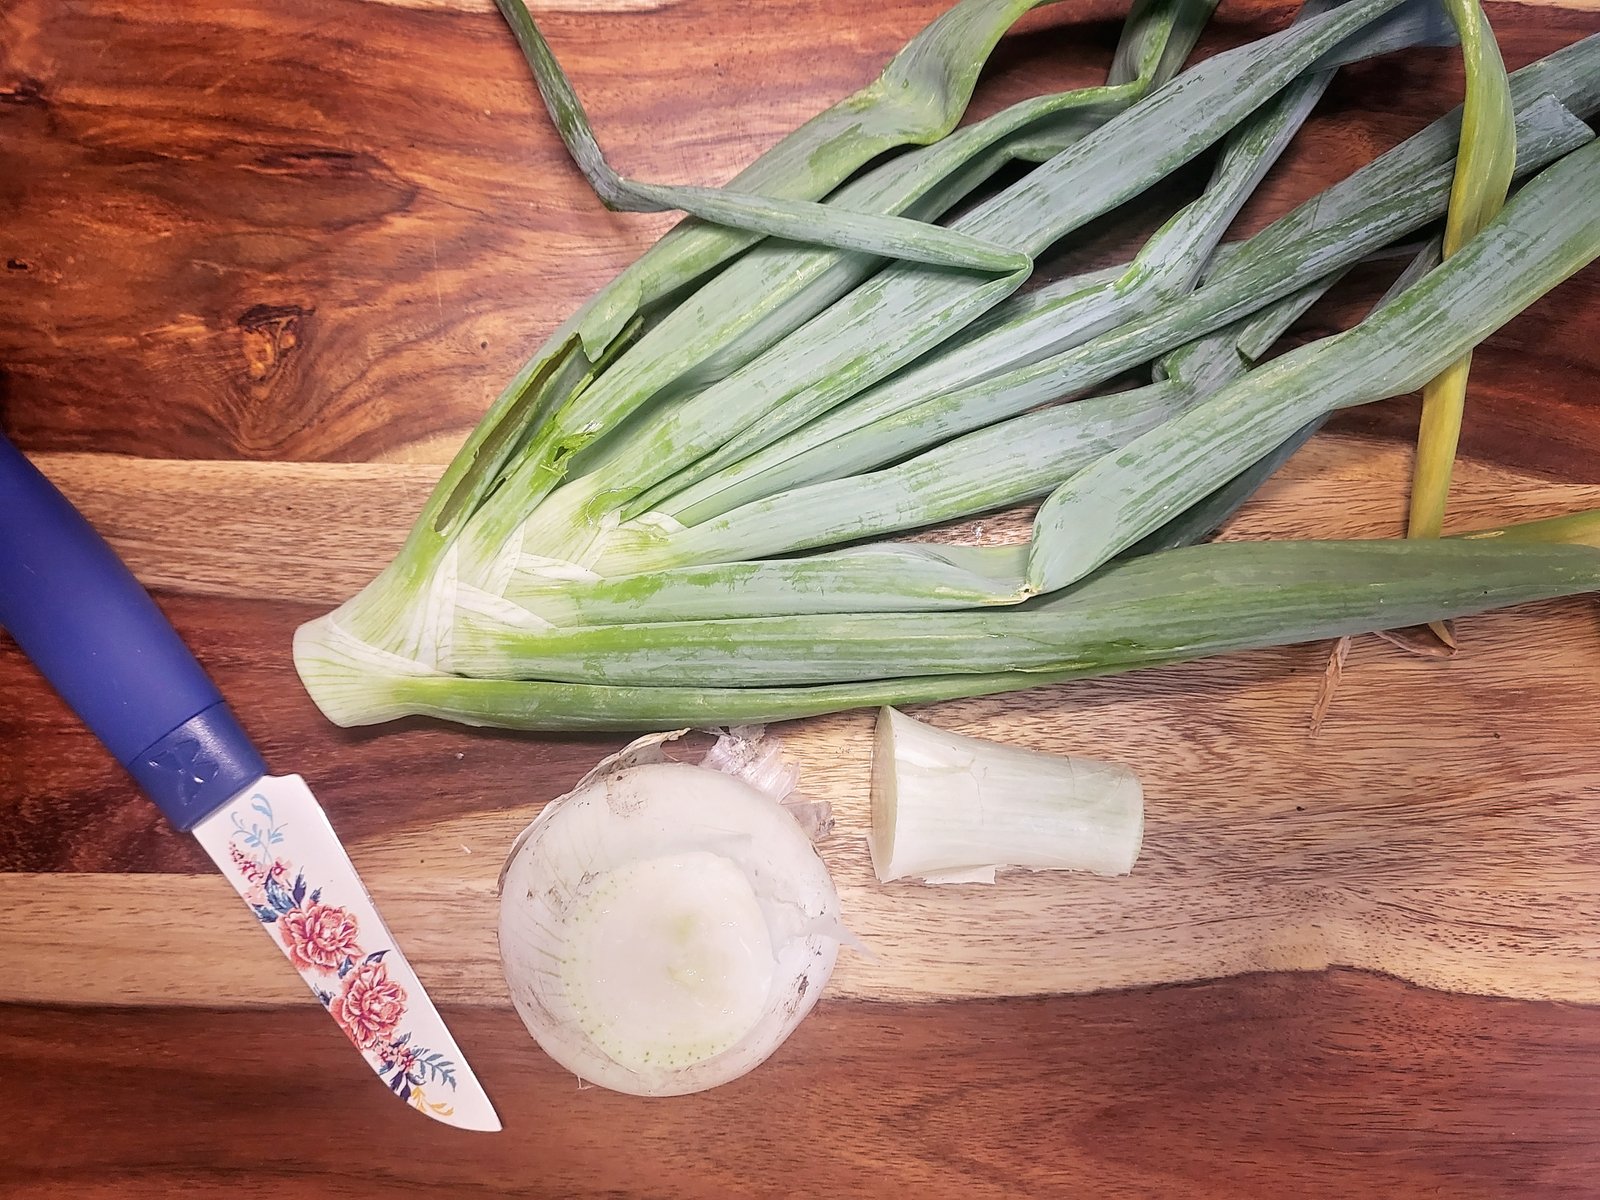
[330,960,407,1050]
[230,844,262,883]
[278,903,361,974]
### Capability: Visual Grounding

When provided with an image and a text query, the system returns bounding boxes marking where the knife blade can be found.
[0,434,500,1133]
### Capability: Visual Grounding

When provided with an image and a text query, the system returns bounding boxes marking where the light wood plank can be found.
[32,436,1600,602]
[10,437,1600,1010]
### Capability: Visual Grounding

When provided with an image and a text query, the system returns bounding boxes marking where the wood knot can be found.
[253,147,360,174]
[237,303,310,381]
[0,78,47,108]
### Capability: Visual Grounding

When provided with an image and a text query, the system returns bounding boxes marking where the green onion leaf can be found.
[1406,0,1516,545]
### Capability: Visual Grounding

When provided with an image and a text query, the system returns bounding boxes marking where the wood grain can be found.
[6,971,1600,1199]
[6,440,1600,1007]
[0,0,1110,463]
[4,0,1600,1186]
[4,0,1597,465]
[22,434,1600,608]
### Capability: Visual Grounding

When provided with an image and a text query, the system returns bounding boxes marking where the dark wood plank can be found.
[3,0,1595,465]
[3,971,1598,1198]
[0,0,1112,463]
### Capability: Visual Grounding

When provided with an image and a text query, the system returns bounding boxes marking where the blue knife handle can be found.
[0,434,266,830]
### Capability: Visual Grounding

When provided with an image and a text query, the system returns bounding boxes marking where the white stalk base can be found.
[869,706,1144,884]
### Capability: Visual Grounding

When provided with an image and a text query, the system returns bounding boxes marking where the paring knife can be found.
[0,434,500,1132]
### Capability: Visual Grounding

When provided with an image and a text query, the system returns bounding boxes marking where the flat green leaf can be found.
[450,540,1600,689]
[1026,136,1600,594]
[1406,0,1516,543]
[495,0,1033,274]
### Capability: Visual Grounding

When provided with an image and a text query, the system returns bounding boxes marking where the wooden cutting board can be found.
[6,436,1600,1012]
[3,0,1599,1194]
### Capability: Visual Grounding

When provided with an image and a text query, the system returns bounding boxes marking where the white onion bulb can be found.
[499,742,841,1096]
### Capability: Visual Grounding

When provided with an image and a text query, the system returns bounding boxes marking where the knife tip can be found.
[428,1097,503,1134]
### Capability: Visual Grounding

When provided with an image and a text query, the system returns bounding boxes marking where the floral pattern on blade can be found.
[228,794,460,1114]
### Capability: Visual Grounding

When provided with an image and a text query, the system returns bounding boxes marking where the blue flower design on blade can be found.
[230,794,286,867]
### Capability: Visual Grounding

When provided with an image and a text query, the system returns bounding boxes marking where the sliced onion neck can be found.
[869,705,1144,884]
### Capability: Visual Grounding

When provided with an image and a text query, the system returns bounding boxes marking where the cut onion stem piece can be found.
[868,706,1144,884]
